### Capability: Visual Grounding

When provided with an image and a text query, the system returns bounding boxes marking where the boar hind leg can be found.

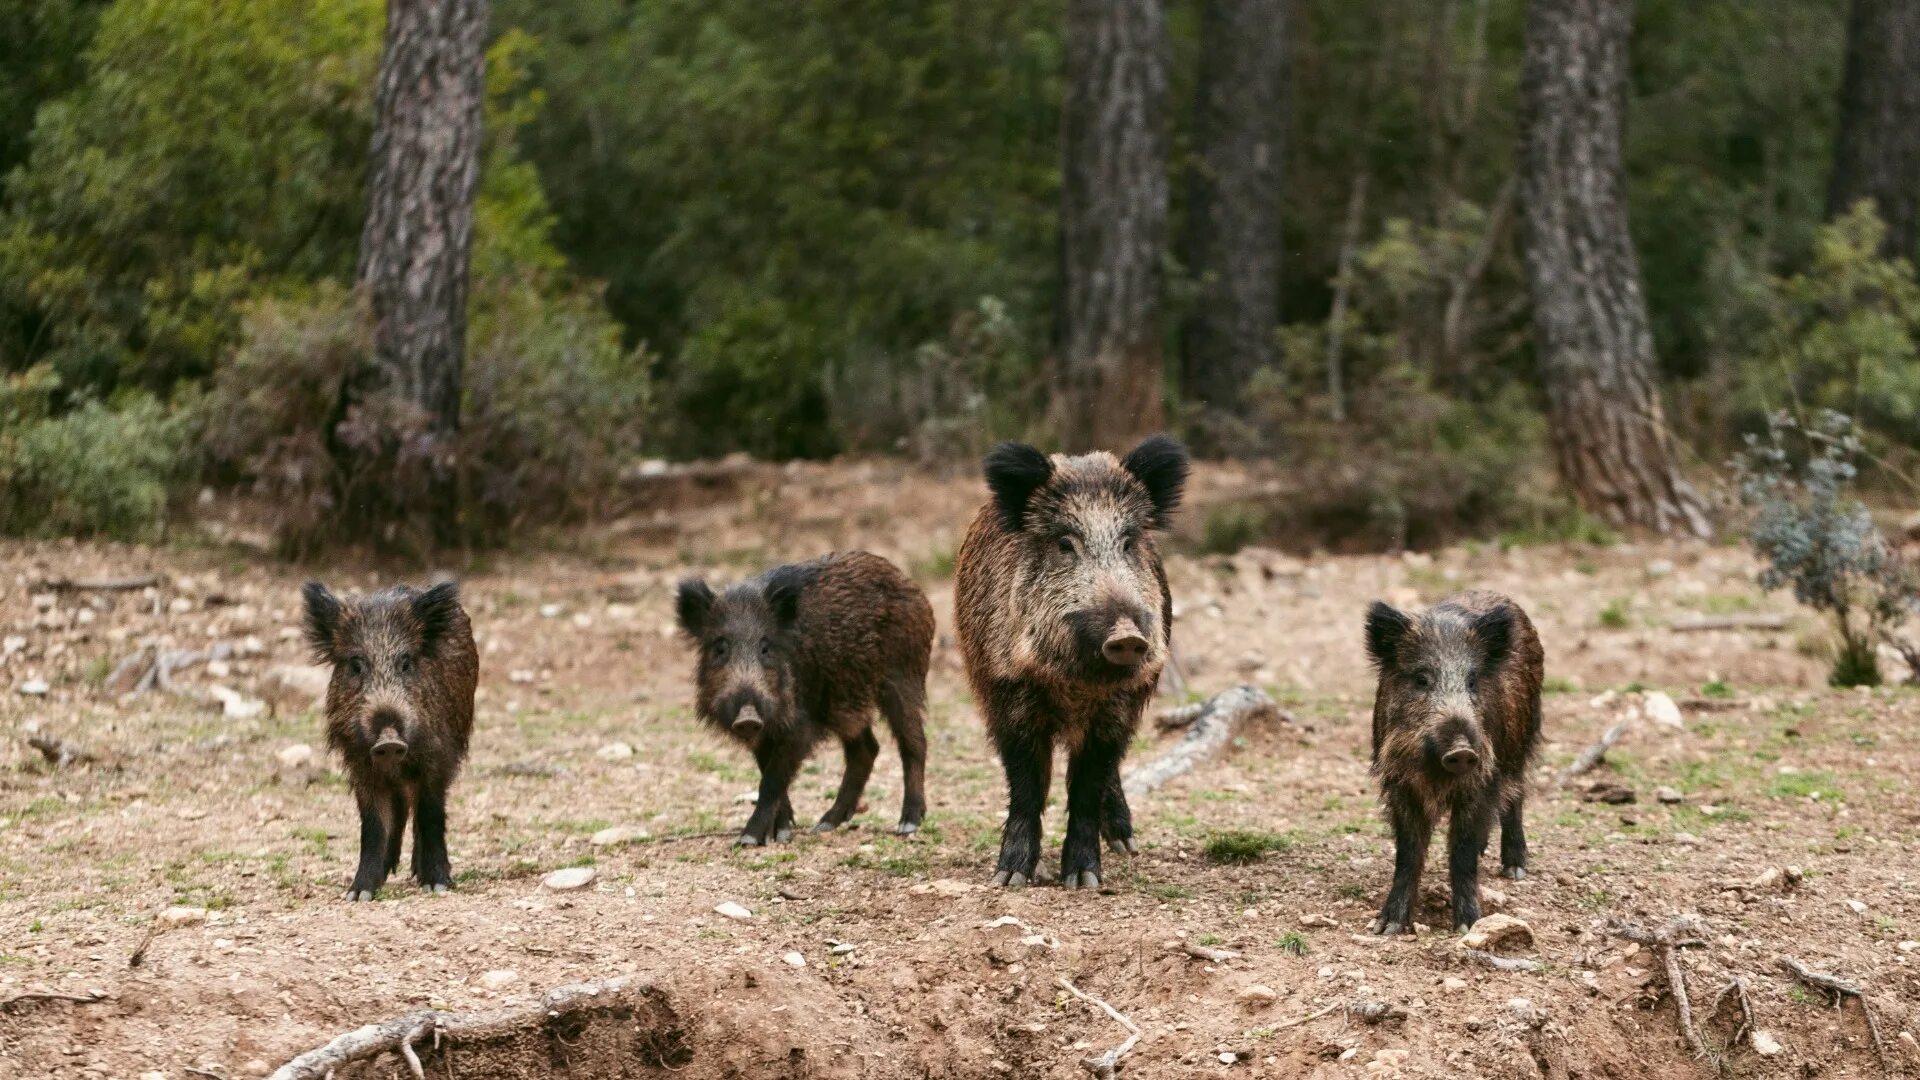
[878,677,928,834]
[1446,796,1495,931]
[1060,736,1123,890]
[816,727,878,833]
[1498,789,1528,879]
[346,789,399,902]
[1100,767,1135,854]
[989,723,1052,887]
[739,743,803,847]
[411,783,453,893]
[1371,788,1430,935]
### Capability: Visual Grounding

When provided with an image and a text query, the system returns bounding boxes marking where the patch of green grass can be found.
[1596,598,1631,629]
[1275,931,1308,956]
[1198,503,1270,556]
[28,919,41,933]
[1700,680,1733,699]
[1334,882,1369,901]
[910,546,957,582]
[1577,888,1612,912]
[1542,675,1578,695]
[1202,829,1294,865]
[1767,771,1840,800]
[1142,881,1194,901]
[840,844,931,878]
[1195,932,1223,947]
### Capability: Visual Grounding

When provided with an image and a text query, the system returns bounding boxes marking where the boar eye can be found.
[1122,534,1139,555]
[759,638,772,660]
[712,638,731,660]
[345,655,368,678]
[396,654,415,677]
[1409,670,1433,691]
[1056,535,1078,557]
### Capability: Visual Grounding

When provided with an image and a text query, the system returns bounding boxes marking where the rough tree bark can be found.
[1054,0,1170,452]
[1828,0,1920,260]
[354,0,489,516]
[1518,0,1710,538]
[1181,0,1285,450]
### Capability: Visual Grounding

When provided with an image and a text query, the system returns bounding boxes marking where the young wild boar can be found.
[1364,591,1543,934]
[303,581,477,901]
[676,551,934,846]
[955,435,1188,889]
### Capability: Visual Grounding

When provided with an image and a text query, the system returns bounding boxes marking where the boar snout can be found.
[1101,617,1150,666]
[731,703,765,738]
[1440,739,1479,774]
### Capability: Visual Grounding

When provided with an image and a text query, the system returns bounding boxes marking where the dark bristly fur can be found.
[676,551,934,845]
[1365,590,1544,934]
[955,434,1189,889]
[303,580,477,902]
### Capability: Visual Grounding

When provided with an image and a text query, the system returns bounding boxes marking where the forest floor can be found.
[2,458,1918,1079]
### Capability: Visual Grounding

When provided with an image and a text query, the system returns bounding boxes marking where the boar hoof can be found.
[990,870,1029,888]
[733,833,764,848]
[812,820,839,834]
[1105,837,1136,855]
[774,826,794,843]
[1498,865,1527,880]
[895,822,919,836]
[428,883,450,895]
[1065,870,1102,890]
[344,889,376,903]
[1369,917,1406,936]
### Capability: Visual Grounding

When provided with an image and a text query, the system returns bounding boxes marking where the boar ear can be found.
[762,564,815,627]
[983,442,1052,530]
[676,579,715,638]
[1473,605,1514,670]
[412,581,462,656]
[1365,601,1413,669]
[1121,434,1189,529]
[302,582,342,661]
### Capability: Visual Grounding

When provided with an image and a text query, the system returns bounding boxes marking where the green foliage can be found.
[1202,829,1293,865]
[0,363,191,538]
[0,0,102,184]
[1274,931,1308,956]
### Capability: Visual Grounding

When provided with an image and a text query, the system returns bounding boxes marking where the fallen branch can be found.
[1558,717,1632,785]
[1125,685,1277,800]
[32,574,160,593]
[1272,1000,1343,1032]
[1777,956,1889,1068]
[1669,613,1790,633]
[27,735,98,769]
[1055,976,1141,1080]
[1463,948,1543,973]
[1170,940,1241,963]
[268,975,646,1080]
[1612,918,1712,1059]
[0,988,112,1012]
[1711,978,1755,1050]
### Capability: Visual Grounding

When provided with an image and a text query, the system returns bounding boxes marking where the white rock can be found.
[1897,940,1919,953]
[596,741,634,760]
[209,685,266,720]
[1646,559,1674,578]
[478,968,519,991]
[140,1072,168,1080]
[782,951,806,968]
[1460,914,1533,952]
[168,597,193,615]
[1238,984,1278,1004]
[1507,997,1544,1026]
[829,941,857,956]
[508,669,536,684]
[1443,977,1469,990]
[17,678,49,696]
[1672,832,1702,846]
[1588,690,1618,709]
[1643,691,1684,730]
[1655,786,1684,804]
[539,603,563,619]
[1845,899,1869,915]
[277,744,315,768]
[1750,1029,1783,1056]
[159,906,209,927]
[541,866,597,891]
[1299,913,1339,928]
[2,635,25,657]
[714,901,753,921]
[590,825,650,847]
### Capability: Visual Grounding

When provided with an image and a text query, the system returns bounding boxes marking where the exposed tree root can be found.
[1710,978,1755,1050]
[31,574,160,593]
[1056,976,1140,1080]
[1463,948,1543,973]
[1777,956,1890,1070]
[1170,940,1241,963]
[27,735,99,769]
[1558,717,1631,784]
[0,988,112,1013]
[1126,685,1278,799]
[267,975,645,1080]
[1612,918,1711,1060]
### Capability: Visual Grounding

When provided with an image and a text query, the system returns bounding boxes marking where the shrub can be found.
[0,365,192,539]
[1732,410,1915,687]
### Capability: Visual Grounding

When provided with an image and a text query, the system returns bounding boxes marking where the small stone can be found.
[141,1072,167,1080]
[1460,914,1533,953]
[1750,1029,1783,1056]
[714,901,753,921]
[241,1060,270,1078]
[1507,997,1544,1026]
[1218,1052,1237,1065]
[1646,559,1674,578]
[208,685,266,720]
[478,968,519,991]
[541,866,597,891]
[1897,940,1919,953]
[596,741,634,760]
[168,597,193,615]
[509,669,535,684]
[539,603,563,619]
[277,744,315,769]
[1582,781,1636,804]
[1845,899,1869,915]
[1643,691,1683,729]
[17,678,49,696]
[1655,786,1684,804]
[1749,867,1781,890]
[590,825,650,847]
[1443,977,1468,990]
[783,951,806,968]
[1237,984,1278,1005]
[1299,913,1339,928]
[829,941,856,956]
[159,906,208,927]
[1672,832,1702,846]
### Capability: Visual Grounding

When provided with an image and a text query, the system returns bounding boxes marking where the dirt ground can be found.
[2,458,1918,1079]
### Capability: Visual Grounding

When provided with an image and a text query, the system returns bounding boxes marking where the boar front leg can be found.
[1060,733,1124,889]
[738,742,802,847]
[988,695,1054,887]
[346,787,398,902]
[1100,765,1135,855]
[1447,795,1495,931]
[1371,787,1430,935]
[411,782,453,894]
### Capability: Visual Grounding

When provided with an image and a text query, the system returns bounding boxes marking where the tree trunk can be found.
[1180,0,1285,451]
[1053,0,1169,452]
[356,0,489,451]
[1519,0,1710,538]
[1828,0,1920,260]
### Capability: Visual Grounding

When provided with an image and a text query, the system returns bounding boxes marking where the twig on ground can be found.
[1271,1001,1344,1032]
[1668,613,1791,633]
[1126,685,1278,799]
[1558,717,1632,784]
[27,735,98,769]
[1611,918,1711,1059]
[1463,948,1543,973]
[267,976,645,1080]
[1777,956,1889,1068]
[1170,940,1241,963]
[1055,976,1141,1080]
[128,920,164,968]
[1711,978,1755,1050]
[32,574,160,593]
[0,988,112,1012]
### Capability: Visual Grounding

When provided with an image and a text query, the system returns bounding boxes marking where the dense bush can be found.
[1733,410,1915,686]
[0,364,192,539]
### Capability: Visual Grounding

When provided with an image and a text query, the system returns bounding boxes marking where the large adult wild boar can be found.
[955,435,1188,889]
[1364,591,1544,933]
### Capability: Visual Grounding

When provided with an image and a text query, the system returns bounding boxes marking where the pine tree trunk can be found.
[1828,0,1920,260]
[1181,0,1285,452]
[356,0,489,444]
[1053,0,1169,452]
[1519,0,1709,538]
